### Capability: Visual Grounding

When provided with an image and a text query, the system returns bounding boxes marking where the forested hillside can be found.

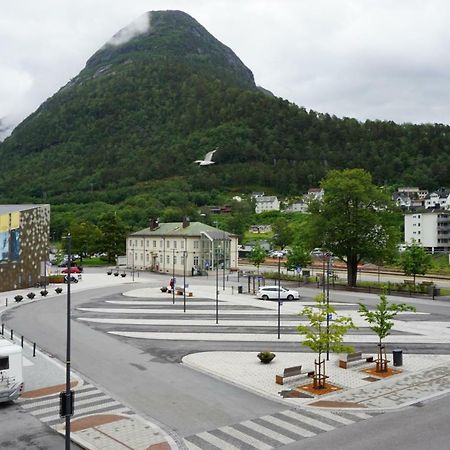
[0,10,449,234]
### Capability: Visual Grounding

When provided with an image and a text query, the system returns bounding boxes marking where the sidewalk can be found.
[182,351,450,412]
[0,273,181,450]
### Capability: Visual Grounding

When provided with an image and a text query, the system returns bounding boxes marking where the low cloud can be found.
[107,12,151,47]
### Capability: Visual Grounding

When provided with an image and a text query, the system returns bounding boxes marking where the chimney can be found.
[149,218,159,231]
[182,217,190,228]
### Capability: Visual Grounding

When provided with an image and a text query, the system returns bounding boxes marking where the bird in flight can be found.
[194,148,217,166]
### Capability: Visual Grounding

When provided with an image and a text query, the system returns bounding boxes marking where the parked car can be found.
[257,285,299,301]
[269,251,284,258]
[61,266,82,273]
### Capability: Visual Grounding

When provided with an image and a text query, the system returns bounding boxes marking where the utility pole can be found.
[278,256,281,339]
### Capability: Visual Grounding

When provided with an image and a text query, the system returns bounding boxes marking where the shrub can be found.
[27,292,36,299]
[14,295,23,302]
[55,287,63,294]
[40,290,48,296]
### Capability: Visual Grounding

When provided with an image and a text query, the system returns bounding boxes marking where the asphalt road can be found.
[2,270,450,448]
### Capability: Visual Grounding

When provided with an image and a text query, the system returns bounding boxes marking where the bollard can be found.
[33,342,36,357]
[1,323,3,335]
[10,329,13,340]
[21,336,24,347]
[232,286,234,295]
[5,297,8,307]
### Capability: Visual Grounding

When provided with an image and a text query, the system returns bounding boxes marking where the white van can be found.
[0,337,24,403]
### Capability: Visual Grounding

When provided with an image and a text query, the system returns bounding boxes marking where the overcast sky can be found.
[2,0,450,138]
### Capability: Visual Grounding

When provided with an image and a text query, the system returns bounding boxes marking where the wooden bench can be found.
[275,366,314,385]
[339,352,373,369]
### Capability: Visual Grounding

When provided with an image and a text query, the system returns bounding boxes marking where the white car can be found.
[257,285,299,301]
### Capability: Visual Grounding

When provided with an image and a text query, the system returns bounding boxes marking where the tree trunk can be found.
[347,254,358,287]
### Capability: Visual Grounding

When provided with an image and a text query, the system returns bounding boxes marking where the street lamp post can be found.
[222,231,226,291]
[132,245,135,282]
[183,250,186,313]
[63,234,73,449]
[326,253,331,361]
[215,247,219,324]
[172,249,175,304]
[277,256,281,339]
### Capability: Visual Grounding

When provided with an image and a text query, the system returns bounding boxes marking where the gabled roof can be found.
[130,222,234,238]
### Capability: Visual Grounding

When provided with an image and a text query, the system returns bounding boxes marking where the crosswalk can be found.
[19,382,134,429]
[184,408,378,449]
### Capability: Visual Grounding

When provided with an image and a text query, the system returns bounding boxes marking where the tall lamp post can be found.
[215,246,219,324]
[183,250,186,313]
[62,234,74,449]
[277,255,281,339]
[326,252,331,361]
[172,249,175,304]
[222,231,226,291]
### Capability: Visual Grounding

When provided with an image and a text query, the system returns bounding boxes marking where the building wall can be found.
[0,205,50,292]
[127,230,238,276]
[404,212,450,252]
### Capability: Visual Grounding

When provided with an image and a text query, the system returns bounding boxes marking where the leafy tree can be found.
[359,293,416,372]
[271,217,293,249]
[305,169,400,286]
[298,294,356,388]
[67,222,103,262]
[97,212,128,263]
[285,245,311,272]
[400,241,433,285]
[248,243,266,275]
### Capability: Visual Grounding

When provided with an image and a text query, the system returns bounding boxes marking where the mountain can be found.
[0,10,449,231]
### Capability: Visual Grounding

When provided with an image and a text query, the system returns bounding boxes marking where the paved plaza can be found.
[1,271,450,449]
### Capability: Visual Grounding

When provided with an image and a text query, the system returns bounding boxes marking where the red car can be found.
[61,266,82,274]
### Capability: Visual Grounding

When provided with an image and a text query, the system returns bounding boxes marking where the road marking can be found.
[259,414,316,437]
[280,410,335,431]
[240,419,295,444]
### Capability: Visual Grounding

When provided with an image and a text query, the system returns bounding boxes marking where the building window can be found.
[194,256,199,266]
[174,240,177,249]
[167,240,170,248]
[153,240,156,248]
[194,241,199,249]
[141,240,143,247]
[140,253,143,260]
[146,253,149,262]
[166,255,170,264]
[173,256,177,265]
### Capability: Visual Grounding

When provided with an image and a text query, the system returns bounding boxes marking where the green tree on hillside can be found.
[68,222,103,262]
[305,169,400,286]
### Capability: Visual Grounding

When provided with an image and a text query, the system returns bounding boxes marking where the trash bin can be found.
[393,349,403,367]
[238,286,243,294]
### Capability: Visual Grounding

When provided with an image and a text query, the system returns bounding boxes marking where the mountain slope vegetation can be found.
[0,10,449,233]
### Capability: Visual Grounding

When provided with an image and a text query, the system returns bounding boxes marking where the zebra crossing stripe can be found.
[305,409,355,425]
[280,409,335,431]
[195,431,242,450]
[218,425,272,450]
[183,439,203,450]
[343,411,373,420]
[259,414,316,438]
[240,419,295,444]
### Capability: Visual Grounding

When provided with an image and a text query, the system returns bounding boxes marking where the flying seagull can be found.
[194,148,217,166]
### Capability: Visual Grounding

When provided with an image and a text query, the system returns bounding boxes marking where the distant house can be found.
[424,189,450,210]
[249,225,272,233]
[404,211,450,253]
[251,192,265,200]
[208,205,232,214]
[306,188,324,201]
[255,196,280,214]
[283,201,308,213]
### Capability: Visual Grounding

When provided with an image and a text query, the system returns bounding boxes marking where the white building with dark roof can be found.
[127,218,238,275]
[255,196,280,214]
